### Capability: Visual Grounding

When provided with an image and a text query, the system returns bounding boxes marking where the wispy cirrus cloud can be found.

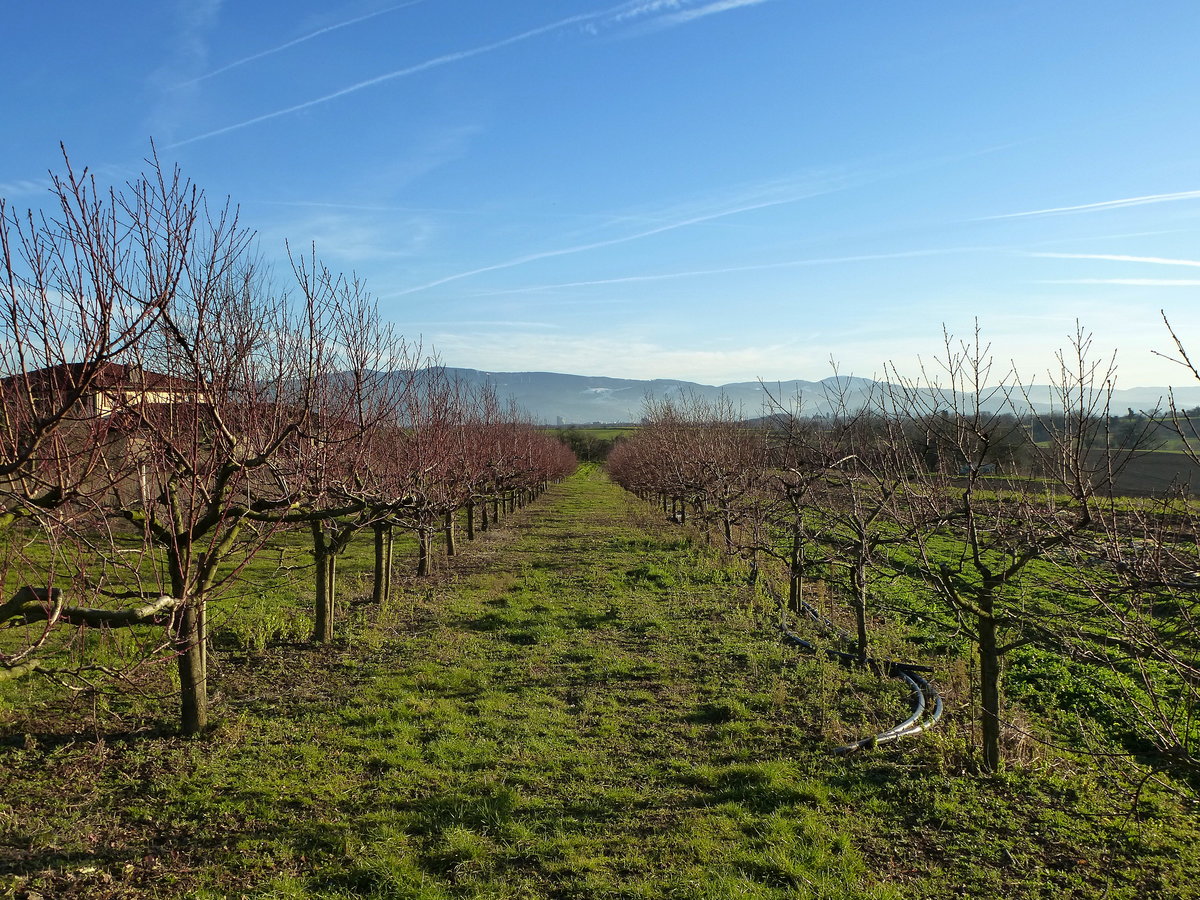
[609,0,775,31]
[179,1,423,86]
[0,178,52,200]
[1040,278,1200,287]
[259,199,476,214]
[1031,252,1200,268]
[611,0,693,23]
[1031,251,1200,286]
[409,320,560,330]
[983,189,1200,220]
[169,0,781,147]
[148,0,224,141]
[168,5,615,147]
[263,211,436,262]
[392,173,858,296]
[468,247,988,296]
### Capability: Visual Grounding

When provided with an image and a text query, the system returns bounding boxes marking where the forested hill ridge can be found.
[410,367,1200,425]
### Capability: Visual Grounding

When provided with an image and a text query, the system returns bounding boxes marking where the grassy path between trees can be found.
[2,466,1199,898]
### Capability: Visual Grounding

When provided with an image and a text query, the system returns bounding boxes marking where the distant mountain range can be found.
[425,368,1200,425]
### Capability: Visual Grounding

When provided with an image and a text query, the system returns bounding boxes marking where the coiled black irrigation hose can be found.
[760,579,944,754]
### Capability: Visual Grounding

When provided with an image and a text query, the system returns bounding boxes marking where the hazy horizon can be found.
[428,363,1200,395]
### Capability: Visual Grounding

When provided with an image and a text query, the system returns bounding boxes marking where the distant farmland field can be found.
[570,425,639,440]
[1112,449,1200,495]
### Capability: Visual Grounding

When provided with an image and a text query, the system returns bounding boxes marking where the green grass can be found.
[2,467,1199,898]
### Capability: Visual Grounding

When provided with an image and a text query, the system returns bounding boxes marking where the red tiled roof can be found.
[1,362,199,393]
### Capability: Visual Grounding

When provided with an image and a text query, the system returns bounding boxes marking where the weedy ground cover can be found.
[1,467,1198,898]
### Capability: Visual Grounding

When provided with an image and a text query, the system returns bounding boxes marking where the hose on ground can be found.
[762,579,944,754]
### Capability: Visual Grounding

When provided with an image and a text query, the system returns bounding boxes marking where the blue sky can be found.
[4,0,1200,387]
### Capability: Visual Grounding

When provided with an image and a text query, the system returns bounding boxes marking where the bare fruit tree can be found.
[1065,313,1200,778]
[762,378,907,663]
[884,325,1126,772]
[0,150,230,687]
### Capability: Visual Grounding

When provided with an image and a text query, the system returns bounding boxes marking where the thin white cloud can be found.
[1031,252,1200,268]
[640,0,774,29]
[611,0,684,23]
[983,189,1200,220]
[1039,279,1200,286]
[1026,231,1185,245]
[265,211,435,262]
[180,2,423,85]
[147,0,224,140]
[167,5,616,147]
[469,248,988,296]
[410,320,559,329]
[0,178,52,199]
[610,0,772,28]
[169,0,782,147]
[392,176,855,296]
[259,199,482,215]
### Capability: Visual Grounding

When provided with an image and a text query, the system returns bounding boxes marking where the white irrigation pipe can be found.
[766,578,944,754]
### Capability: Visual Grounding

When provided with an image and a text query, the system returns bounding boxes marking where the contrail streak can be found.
[983,189,1200,220]
[470,248,984,296]
[1031,252,1200,268]
[612,0,770,26]
[391,186,848,296]
[1040,278,1200,286]
[179,2,423,86]
[649,0,774,27]
[169,0,779,147]
[168,6,613,147]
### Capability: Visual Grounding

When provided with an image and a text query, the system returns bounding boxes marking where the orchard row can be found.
[0,151,576,734]
[608,330,1200,777]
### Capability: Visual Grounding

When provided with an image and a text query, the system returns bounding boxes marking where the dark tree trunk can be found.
[311,521,334,643]
[444,510,456,556]
[466,501,475,540]
[417,526,431,576]
[372,522,390,604]
[789,528,802,613]
[328,553,337,629]
[851,545,869,663]
[176,601,208,736]
[978,607,1003,773]
[168,554,207,736]
[385,526,394,592]
[197,593,209,676]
